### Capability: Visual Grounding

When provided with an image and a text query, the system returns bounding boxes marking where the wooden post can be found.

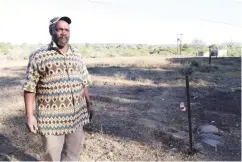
[180,34,183,55]
[185,75,194,154]
[209,48,212,65]
[177,34,179,54]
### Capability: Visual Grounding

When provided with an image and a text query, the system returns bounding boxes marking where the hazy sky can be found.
[0,0,241,45]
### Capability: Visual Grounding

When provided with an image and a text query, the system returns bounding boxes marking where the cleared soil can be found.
[0,56,241,161]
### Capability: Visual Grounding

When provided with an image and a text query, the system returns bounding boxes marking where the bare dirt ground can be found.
[0,56,241,161]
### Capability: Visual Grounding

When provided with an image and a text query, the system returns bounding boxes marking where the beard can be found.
[53,35,69,47]
[57,37,69,47]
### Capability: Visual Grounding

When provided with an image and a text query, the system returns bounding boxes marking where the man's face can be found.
[52,20,70,47]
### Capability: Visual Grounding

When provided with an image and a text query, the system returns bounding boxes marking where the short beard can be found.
[52,35,69,48]
[57,37,69,47]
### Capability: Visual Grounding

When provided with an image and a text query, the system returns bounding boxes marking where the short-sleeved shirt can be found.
[22,42,92,135]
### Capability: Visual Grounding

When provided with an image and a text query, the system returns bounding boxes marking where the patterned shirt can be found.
[22,42,92,135]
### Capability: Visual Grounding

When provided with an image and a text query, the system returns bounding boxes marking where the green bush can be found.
[227,47,241,57]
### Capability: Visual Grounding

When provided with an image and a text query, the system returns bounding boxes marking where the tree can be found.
[208,44,218,50]
[182,44,189,49]
[191,39,206,55]
[0,43,10,55]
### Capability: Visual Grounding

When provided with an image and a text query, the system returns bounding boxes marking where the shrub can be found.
[190,61,200,68]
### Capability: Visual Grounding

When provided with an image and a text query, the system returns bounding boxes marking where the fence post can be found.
[209,48,212,65]
[185,75,194,154]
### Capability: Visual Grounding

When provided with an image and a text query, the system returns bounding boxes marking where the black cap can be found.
[49,16,72,26]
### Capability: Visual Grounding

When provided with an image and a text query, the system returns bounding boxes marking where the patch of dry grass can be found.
[85,56,183,69]
[80,133,184,161]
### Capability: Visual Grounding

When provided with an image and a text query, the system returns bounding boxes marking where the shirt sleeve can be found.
[22,55,40,93]
[80,59,92,87]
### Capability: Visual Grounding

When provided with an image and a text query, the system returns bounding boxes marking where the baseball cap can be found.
[49,16,72,26]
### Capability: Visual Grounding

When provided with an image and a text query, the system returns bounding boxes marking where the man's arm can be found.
[79,58,93,119]
[22,54,40,134]
[83,87,93,120]
[24,91,38,134]
[23,91,35,119]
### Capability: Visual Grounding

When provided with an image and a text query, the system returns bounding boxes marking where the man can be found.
[22,16,93,161]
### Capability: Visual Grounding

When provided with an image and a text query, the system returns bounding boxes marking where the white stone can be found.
[171,131,188,140]
[199,124,219,133]
[200,133,222,141]
[202,139,221,147]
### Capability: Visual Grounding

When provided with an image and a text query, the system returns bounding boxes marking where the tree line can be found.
[0,39,240,60]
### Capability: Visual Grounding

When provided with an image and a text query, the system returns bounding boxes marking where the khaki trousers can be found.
[41,126,85,161]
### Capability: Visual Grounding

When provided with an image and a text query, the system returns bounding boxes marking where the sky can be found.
[0,0,241,45]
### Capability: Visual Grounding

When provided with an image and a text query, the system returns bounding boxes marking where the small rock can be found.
[231,87,241,92]
[191,103,196,106]
[200,133,222,141]
[171,131,188,140]
[170,148,178,152]
[194,142,203,151]
[202,139,221,147]
[169,148,178,155]
[236,87,241,91]
[199,124,218,133]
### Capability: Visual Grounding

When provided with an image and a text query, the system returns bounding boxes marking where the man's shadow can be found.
[0,134,38,161]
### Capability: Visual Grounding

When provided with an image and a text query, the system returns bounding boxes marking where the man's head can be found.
[49,16,72,47]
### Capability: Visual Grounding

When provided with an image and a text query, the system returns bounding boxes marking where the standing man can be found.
[22,16,93,161]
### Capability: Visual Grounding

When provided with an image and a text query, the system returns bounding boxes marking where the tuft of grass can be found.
[197,64,218,73]
[178,59,220,78]
[190,61,200,68]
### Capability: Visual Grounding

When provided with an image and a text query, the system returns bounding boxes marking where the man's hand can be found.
[26,115,38,134]
[83,87,93,121]
[87,103,93,120]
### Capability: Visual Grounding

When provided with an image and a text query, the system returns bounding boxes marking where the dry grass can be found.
[0,56,241,161]
[85,56,184,69]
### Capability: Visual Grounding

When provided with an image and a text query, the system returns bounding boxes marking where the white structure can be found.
[218,49,228,57]
[198,49,227,57]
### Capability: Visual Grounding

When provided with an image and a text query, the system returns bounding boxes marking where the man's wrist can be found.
[26,113,34,120]
[86,101,92,107]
